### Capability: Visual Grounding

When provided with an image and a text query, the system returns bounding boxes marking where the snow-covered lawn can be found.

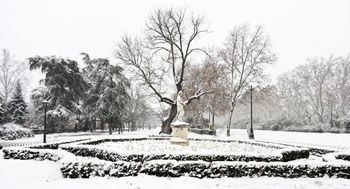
[98,140,276,155]
[0,158,350,189]
[224,129,350,150]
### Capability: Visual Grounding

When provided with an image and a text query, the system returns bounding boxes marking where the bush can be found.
[0,123,34,140]
[3,148,61,161]
[189,128,216,135]
[29,139,89,149]
[61,162,142,178]
[335,152,350,161]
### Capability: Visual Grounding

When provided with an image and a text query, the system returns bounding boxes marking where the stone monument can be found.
[170,91,190,146]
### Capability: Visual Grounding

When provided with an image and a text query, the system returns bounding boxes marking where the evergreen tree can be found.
[81,53,130,134]
[8,81,28,124]
[0,103,5,124]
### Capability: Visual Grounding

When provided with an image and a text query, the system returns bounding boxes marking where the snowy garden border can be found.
[59,137,310,162]
[60,160,350,179]
[2,137,350,179]
[2,139,90,161]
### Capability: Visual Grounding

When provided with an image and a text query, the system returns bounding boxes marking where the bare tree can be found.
[184,56,229,128]
[277,55,350,126]
[126,86,151,131]
[116,8,210,134]
[219,24,276,136]
[0,49,26,104]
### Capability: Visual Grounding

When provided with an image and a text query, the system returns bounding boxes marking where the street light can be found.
[42,100,49,143]
[248,85,255,139]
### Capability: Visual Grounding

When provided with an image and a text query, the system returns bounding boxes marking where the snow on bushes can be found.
[28,139,90,149]
[0,123,34,140]
[60,160,350,179]
[61,161,142,178]
[60,138,309,162]
[334,151,350,161]
[142,160,350,179]
[3,147,62,161]
[189,128,216,135]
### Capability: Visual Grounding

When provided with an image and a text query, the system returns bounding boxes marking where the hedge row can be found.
[189,128,216,135]
[61,146,143,162]
[335,152,350,161]
[60,160,350,179]
[29,139,90,149]
[61,144,309,162]
[83,138,284,150]
[61,161,142,178]
[3,148,61,161]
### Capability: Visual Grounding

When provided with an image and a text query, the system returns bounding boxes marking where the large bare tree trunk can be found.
[227,110,233,136]
[159,104,177,134]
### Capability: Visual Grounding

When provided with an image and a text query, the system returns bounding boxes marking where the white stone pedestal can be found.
[170,121,190,146]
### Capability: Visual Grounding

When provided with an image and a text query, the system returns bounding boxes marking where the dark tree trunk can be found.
[131,121,136,131]
[159,104,177,135]
[212,111,215,129]
[108,119,112,135]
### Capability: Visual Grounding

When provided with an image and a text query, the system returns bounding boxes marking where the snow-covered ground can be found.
[224,129,350,149]
[2,128,350,189]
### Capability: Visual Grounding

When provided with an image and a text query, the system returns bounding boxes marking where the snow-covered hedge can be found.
[2,147,61,161]
[141,160,350,179]
[60,160,350,179]
[61,161,142,178]
[140,160,211,178]
[0,123,34,140]
[60,138,309,162]
[189,128,216,135]
[28,139,90,149]
[335,152,350,161]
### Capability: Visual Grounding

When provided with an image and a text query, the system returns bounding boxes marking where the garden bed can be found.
[60,137,309,162]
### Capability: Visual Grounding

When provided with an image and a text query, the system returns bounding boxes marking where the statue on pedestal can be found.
[176,90,187,122]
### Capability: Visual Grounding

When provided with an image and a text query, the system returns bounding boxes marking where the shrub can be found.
[61,161,142,178]
[0,123,34,140]
[189,128,216,135]
[3,148,61,161]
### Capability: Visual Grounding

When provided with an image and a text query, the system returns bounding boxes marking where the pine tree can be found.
[8,81,28,125]
[0,103,5,124]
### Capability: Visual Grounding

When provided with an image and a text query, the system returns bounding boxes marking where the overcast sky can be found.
[1,0,350,86]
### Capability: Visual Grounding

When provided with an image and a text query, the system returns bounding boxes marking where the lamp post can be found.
[248,85,255,139]
[42,100,49,143]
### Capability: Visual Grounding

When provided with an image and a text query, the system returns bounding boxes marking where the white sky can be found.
[1,0,350,86]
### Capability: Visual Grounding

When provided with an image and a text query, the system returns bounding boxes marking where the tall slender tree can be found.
[219,24,276,136]
[8,81,28,124]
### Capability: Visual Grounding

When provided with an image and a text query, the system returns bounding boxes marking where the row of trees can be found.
[277,55,350,127]
[227,54,350,132]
